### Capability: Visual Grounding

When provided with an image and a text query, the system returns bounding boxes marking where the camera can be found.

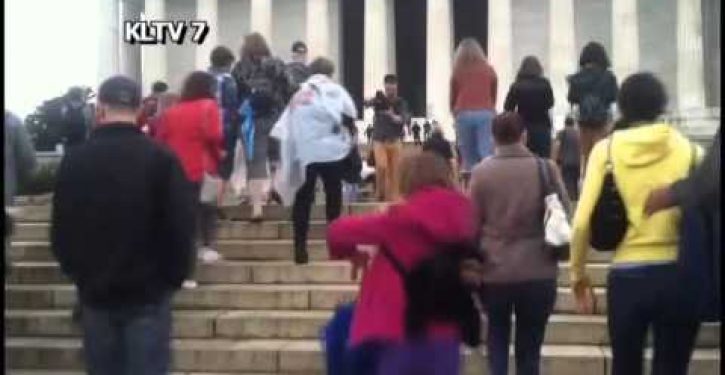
[363,90,391,112]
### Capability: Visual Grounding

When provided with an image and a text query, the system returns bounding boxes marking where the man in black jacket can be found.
[51,76,195,375]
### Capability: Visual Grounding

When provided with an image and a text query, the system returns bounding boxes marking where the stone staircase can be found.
[5,202,721,374]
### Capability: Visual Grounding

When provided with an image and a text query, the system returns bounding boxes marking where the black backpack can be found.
[590,135,629,251]
[380,242,483,347]
[244,57,289,116]
[577,74,610,125]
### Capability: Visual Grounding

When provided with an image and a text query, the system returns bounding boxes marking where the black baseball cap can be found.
[291,41,308,54]
[98,76,141,109]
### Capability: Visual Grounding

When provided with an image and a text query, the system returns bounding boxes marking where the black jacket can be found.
[504,75,554,127]
[51,124,195,308]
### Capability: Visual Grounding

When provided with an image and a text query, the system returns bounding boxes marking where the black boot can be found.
[294,243,309,265]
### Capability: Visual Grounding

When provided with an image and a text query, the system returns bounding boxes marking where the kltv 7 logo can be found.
[124,20,209,45]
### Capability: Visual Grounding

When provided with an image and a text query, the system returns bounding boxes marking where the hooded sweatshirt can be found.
[327,187,477,346]
[570,123,703,284]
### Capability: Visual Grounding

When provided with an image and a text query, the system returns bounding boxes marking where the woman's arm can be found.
[503,84,517,112]
[569,141,608,284]
[450,76,458,114]
[327,214,389,260]
[544,79,554,110]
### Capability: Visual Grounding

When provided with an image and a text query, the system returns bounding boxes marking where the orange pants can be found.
[373,141,402,201]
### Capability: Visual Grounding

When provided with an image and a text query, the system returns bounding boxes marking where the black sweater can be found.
[504,75,554,127]
[51,124,195,308]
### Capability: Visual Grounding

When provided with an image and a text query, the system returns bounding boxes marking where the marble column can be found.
[251,0,272,42]
[98,0,121,83]
[677,0,705,111]
[141,0,166,96]
[549,0,575,129]
[364,0,390,122]
[611,0,639,83]
[487,0,513,112]
[426,0,454,139]
[306,0,330,60]
[195,0,218,70]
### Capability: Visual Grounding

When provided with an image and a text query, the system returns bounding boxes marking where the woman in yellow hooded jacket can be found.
[569,73,703,375]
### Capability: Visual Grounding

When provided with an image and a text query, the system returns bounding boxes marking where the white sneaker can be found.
[198,247,223,264]
[182,280,198,289]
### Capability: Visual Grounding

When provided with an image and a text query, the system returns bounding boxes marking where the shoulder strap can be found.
[605,134,614,171]
[378,244,407,278]
[689,142,697,173]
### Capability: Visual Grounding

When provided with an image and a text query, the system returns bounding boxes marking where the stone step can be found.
[6,261,612,287]
[4,284,608,314]
[11,221,330,241]
[5,338,720,374]
[8,203,382,223]
[8,240,331,262]
[8,240,615,263]
[5,309,720,347]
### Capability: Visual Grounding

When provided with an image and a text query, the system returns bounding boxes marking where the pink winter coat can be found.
[327,187,478,346]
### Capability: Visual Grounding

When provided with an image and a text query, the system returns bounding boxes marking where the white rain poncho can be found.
[270,74,358,206]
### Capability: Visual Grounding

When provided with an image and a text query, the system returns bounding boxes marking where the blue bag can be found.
[322,302,356,375]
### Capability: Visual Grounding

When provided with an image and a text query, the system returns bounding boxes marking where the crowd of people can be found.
[2,29,720,375]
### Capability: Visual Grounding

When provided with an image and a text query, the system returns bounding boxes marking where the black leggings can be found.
[292,161,343,250]
[190,182,218,247]
[481,279,556,375]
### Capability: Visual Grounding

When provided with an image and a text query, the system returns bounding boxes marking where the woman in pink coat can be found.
[327,151,479,374]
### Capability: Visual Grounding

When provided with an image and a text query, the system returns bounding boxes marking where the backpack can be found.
[577,74,610,126]
[589,135,629,251]
[244,57,288,116]
[379,242,484,347]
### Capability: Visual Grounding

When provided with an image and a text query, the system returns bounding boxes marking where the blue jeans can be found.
[481,279,556,375]
[455,109,494,172]
[607,264,700,375]
[80,296,172,375]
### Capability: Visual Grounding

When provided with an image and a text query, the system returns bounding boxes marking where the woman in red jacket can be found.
[327,151,480,374]
[157,71,224,289]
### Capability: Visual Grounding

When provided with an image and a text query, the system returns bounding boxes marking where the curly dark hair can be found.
[210,46,235,68]
[579,42,610,69]
[180,71,216,102]
[616,72,668,128]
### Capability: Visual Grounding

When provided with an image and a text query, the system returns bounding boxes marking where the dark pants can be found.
[526,126,552,159]
[607,264,700,375]
[292,161,343,251]
[190,182,218,248]
[80,297,172,375]
[560,164,580,201]
[481,279,556,375]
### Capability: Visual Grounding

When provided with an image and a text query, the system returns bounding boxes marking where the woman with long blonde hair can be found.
[450,37,498,187]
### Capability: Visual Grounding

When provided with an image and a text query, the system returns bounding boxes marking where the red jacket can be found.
[156,99,223,182]
[327,187,478,346]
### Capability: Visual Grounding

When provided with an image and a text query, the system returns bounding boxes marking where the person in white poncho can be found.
[270,57,358,264]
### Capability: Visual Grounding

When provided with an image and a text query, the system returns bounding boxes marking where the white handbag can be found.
[536,159,572,249]
[200,172,222,204]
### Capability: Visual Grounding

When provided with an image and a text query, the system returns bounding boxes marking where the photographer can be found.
[366,74,410,201]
